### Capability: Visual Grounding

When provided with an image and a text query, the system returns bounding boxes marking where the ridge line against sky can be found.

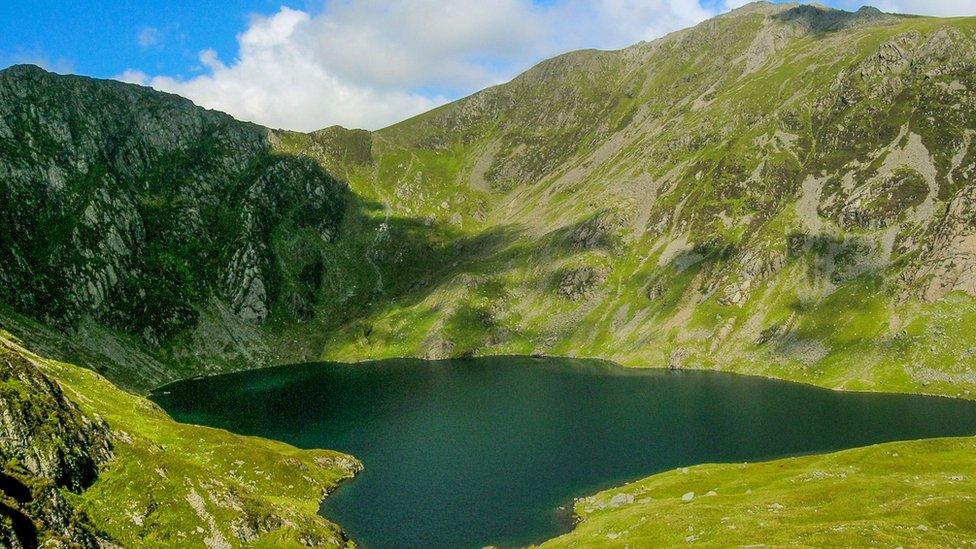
[3,0,976,131]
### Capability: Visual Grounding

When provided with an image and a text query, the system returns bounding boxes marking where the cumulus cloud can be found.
[119,8,443,131]
[116,0,715,131]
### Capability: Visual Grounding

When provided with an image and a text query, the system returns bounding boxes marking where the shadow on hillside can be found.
[785,231,879,288]
[316,191,618,334]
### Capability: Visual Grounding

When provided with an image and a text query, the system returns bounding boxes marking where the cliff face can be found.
[0,344,112,487]
[0,65,348,388]
[0,339,113,547]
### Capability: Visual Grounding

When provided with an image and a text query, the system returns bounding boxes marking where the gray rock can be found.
[608,493,634,507]
[557,267,608,300]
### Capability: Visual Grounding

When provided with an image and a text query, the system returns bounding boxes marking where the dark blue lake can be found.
[151,356,976,549]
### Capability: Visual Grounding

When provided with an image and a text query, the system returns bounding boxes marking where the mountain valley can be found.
[4,1,976,545]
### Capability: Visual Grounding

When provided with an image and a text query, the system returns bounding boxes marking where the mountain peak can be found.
[721,1,896,28]
[725,1,800,16]
[0,63,50,78]
[772,2,897,31]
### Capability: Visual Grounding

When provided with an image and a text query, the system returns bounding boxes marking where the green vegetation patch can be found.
[1,334,360,548]
[540,436,976,547]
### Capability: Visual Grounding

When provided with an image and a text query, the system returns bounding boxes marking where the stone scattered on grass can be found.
[609,493,634,507]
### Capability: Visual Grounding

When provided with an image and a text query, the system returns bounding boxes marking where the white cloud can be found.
[116,69,150,85]
[121,8,442,131]
[115,0,715,131]
[138,27,162,48]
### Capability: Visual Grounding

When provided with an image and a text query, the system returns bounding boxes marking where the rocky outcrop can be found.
[570,211,620,250]
[0,345,112,489]
[557,267,608,300]
[916,184,976,300]
[0,65,345,349]
[0,340,113,547]
[720,249,787,306]
[224,243,270,323]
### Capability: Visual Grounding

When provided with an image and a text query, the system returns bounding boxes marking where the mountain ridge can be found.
[3,4,976,398]
[306,2,976,399]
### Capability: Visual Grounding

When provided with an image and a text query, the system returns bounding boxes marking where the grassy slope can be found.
[291,8,976,402]
[539,436,976,547]
[0,332,359,547]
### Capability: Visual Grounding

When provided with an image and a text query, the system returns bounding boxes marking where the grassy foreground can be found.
[539,436,976,547]
[1,333,360,547]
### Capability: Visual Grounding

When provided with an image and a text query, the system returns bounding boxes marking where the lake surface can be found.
[151,356,976,549]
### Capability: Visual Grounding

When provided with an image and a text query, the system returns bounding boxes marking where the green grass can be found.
[539,436,976,547]
[1,333,359,548]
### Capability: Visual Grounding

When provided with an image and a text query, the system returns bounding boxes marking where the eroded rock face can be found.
[917,184,976,301]
[0,347,112,490]
[720,249,787,306]
[0,65,345,344]
[224,243,270,323]
[558,267,608,300]
[571,211,621,250]
[0,341,113,547]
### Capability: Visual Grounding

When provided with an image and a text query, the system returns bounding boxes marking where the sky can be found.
[2,0,976,131]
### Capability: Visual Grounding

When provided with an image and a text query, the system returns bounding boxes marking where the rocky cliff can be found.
[0,65,347,388]
[0,339,113,547]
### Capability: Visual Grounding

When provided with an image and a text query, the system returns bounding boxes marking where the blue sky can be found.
[0,1,317,77]
[3,0,974,130]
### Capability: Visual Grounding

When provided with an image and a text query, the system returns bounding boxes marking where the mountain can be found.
[303,1,976,399]
[3,1,976,546]
[0,63,353,389]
